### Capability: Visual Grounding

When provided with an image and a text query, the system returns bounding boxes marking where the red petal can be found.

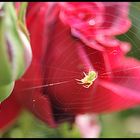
[0,94,21,132]
[12,3,58,127]
[43,17,110,115]
[91,58,140,113]
[26,2,49,59]
[14,58,57,127]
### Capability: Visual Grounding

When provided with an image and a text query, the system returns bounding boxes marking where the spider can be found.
[76,70,98,88]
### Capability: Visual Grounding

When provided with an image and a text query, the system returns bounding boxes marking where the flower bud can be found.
[0,82,15,102]
[0,2,32,102]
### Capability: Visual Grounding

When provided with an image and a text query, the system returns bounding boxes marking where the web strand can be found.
[23,80,74,91]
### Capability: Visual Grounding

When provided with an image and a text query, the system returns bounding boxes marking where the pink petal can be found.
[75,114,101,138]
[100,2,131,36]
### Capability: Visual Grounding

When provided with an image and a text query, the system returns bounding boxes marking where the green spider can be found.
[76,70,98,88]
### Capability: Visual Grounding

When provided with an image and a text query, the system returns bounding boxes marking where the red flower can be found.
[60,2,131,50]
[0,2,140,138]
[15,1,140,124]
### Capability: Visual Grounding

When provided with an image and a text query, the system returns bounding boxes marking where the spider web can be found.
[23,3,140,95]
[13,2,140,137]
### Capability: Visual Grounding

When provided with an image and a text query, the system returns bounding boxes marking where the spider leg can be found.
[83,85,89,88]
[75,79,81,82]
[83,84,92,88]
[78,82,84,85]
[75,79,83,84]
[75,79,84,85]
[83,72,87,77]
[83,82,93,88]
[89,82,93,87]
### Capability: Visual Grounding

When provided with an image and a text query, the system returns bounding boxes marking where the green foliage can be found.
[0,111,81,138]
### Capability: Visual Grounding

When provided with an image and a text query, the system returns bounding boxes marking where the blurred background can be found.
[1,2,140,138]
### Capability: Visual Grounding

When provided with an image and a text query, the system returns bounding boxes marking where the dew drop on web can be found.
[88,19,95,26]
